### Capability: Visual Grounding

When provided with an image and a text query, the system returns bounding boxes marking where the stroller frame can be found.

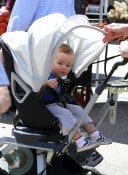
[0,13,128,175]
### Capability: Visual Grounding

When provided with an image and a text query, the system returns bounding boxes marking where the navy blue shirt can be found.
[41,73,61,104]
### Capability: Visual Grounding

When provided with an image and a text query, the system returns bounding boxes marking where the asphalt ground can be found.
[90,100,128,175]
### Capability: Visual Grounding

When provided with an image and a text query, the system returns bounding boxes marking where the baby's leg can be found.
[66,104,112,147]
[66,103,93,125]
[47,103,77,135]
[47,103,99,152]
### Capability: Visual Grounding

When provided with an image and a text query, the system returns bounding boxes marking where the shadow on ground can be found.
[90,101,128,145]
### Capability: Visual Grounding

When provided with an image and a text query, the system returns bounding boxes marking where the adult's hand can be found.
[0,86,11,114]
[103,23,128,43]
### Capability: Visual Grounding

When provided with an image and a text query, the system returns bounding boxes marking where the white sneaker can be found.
[77,138,99,152]
[95,133,112,146]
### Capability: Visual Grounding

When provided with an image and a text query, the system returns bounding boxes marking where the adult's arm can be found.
[103,23,128,42]
[0,62,9,86]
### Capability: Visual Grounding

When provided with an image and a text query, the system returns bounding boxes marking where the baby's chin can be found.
[61,75,67,79]
[58,72,67,77]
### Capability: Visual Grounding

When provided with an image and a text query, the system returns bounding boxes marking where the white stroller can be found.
[0,13,127,175]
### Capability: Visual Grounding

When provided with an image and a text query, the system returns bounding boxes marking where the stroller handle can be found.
[113,58,128,70]
[96,58,128,95]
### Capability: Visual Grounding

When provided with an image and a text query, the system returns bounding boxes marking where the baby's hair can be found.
[59,43,74,54]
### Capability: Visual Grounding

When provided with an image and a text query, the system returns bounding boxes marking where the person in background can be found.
[0,0,15,109]
[0,0,15,35]
[0,60,11,114]
[41,43,112,152]
[74,0,88,15]
[7,0,75,32]
[5,0,16,12]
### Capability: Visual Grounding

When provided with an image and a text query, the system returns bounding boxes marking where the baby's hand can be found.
[45,79,58,89]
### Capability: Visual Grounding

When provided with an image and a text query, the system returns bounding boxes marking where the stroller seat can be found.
[0,39,68,151]
[11,71,68,151]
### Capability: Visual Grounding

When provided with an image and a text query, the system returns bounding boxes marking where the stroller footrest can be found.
[0,123,68,152]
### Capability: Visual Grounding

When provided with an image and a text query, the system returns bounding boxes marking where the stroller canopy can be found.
[1,13,106,92]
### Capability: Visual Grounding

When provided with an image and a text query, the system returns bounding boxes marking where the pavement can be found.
[90,100,128,175]
[0,43,128,175]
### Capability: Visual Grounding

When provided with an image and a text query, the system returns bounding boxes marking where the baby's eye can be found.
[66,64,71,67]
[58,62,62,65]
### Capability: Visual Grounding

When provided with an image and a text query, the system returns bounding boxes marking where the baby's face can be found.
[52,52,74,77]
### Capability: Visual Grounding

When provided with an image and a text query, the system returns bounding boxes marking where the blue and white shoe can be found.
[77,138,99,152]
[95,133,112,146]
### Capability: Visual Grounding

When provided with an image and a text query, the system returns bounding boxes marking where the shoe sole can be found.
[96,141,112,146]
[77,143,99,152]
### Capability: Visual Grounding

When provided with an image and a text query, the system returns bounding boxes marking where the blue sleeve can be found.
[0,62,9,85]
[7,0,40,31]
